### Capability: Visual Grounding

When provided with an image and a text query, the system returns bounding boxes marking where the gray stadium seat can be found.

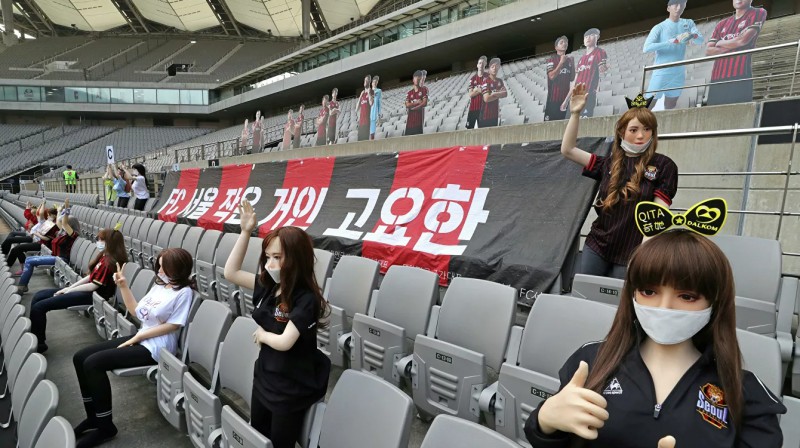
[195,230,223,301]
[215,405,273,448]
[316,255,379,367]
[16,380,58,448]
[305,369,414,448]
[34,416,75,448]
[351,265,438,386]
[180,226,205,265]
[157,300,232,432]
[421,414,521,448]
[312,248,333,291]
[131,218,155,264]
[2,331,37,399]
[236,236,264,317]
[140,220,165,266]
[149,222,178,269]
[1,317,31,376]
[494,294,616,446]
[410,277,518,422]
[188,317,260,448]
[1,352,46,429]
[214,232,240,310]
[112,269,156,339]
[571,273,624,306]
[92,262,141,339]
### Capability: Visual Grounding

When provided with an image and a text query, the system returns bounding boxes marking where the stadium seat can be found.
[186,316,259,448]
[409,277,518,422]
[140,220,165,266]
[571,273,625,306]
[235,236,264,317]
[213,233,241,311]
[131,218,155,264]
[316,255,379,367]
[350,265,439,385]
[421,414,521,448]
[92,262,140,339]
[494,294,616,446]
[1,353,46,430]
[1,317,31,378]
[194,230,223,301]
[16,380,58,448]
[148,222,178,269]
[157,299,232,431]
[312,248,333,291]
[111,269,156,339]
[34,416,75,448]
[2,332,38,400]
[213,405,272,448]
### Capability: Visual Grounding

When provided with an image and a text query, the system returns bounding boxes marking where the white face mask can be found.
[158,273,170,284]
[265,265,281,284]
[620,138,652,155]
[96,241,106,251]
[633,299,712,345]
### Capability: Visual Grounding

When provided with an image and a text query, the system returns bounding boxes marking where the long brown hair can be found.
[155,248,196,291]
[89,228,128,271]
[257,226,329,329]
[585,230,743,429]
[602,107,659,212]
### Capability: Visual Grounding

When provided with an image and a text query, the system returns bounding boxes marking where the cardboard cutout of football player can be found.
[405,70,428,136]
[282,110,294,150]
[644,0,703,110]
[251,110,262,152]
[563,28,608,118]
[466,56,487,129]
[357,75,372,141]
[370,76,382,140]
[327,88,339,145]
[293,105,304,149]
[240,119,250,150]
[705,0,767,105]
[479,58,507,128]
[315,95,329,147]
[545,36,575,121]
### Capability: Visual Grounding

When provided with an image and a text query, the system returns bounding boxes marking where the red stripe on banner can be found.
[196,164,254,230]
[258,157,336,237]
[156,168,201,222]
[362,146,489,285]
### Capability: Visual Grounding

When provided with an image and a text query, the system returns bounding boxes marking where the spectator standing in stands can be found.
[282,110,295,150]
[545,37,575,121]
[224,200,330,448]
[357,75,372,141]
[466,56,488,129]
[293,105,304,149]
[2,200,43,256]
[405,70,428,136]
[370,76,382,140]
[72,248,194,447]
[315,95,330,147]
[63,165,78,193]
[111,166,131,209]
[102,165,117,207]
[705,0,767,106]
[130,163,150,211]
[7,206,58,270]
[563,28,608,118]
[30,226,126,353]
[480,58,508,128]
[561,87,677,278]
[17,201,80,293]
[327,88,340,145]
[644,0,703,110]
[524,230,785,447]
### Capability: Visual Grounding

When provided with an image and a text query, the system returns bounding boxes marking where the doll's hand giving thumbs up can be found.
[537,361,609,439]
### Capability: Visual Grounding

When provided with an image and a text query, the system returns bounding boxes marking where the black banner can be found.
[153,138,609,303]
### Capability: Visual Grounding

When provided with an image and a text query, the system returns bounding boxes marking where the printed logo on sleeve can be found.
[273,303,289,323]
[696,383,729,429]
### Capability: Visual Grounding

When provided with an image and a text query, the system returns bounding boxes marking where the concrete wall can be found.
[175,102,800,275]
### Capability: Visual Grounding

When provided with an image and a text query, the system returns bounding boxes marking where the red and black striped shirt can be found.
[582,152,679,265]
[468,73,486,112]
[481,76,505,122]
[575,48,607,93]
[90,255,116,299]
[710,7,767,81]
[358,91,371,126]
[51,229,77,259]
[546,54,575,105]
[406,87,428,129]
[316,106,328,137]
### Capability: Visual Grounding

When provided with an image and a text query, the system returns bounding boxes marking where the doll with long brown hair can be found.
[525,230,786,447]
[561,85,678,278]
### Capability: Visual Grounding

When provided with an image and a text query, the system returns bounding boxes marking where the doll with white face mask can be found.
[526,230,786,448]
[560,89,679,280]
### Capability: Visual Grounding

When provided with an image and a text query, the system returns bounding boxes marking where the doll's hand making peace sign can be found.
[114,262,128,289]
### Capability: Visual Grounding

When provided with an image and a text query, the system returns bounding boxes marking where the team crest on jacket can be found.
[696,383,729,429]
[644,165,658,181]
[603,377,623,395]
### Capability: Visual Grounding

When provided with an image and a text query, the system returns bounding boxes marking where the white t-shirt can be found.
[132,175,149,200]
[135,284,193,361]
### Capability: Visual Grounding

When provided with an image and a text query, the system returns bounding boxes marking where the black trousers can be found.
[7,242,41,267]
[117,197,130,208]
[465,109,480,129]
[2,234,32,255]
[31,288,93,343]
[250,393,307,448]
[73,336,155,419]
[133,198,147,211]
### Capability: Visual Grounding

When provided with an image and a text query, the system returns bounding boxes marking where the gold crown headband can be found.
[635,198,728,237]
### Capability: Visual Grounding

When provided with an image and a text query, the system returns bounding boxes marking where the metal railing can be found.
[640,39,800,98]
